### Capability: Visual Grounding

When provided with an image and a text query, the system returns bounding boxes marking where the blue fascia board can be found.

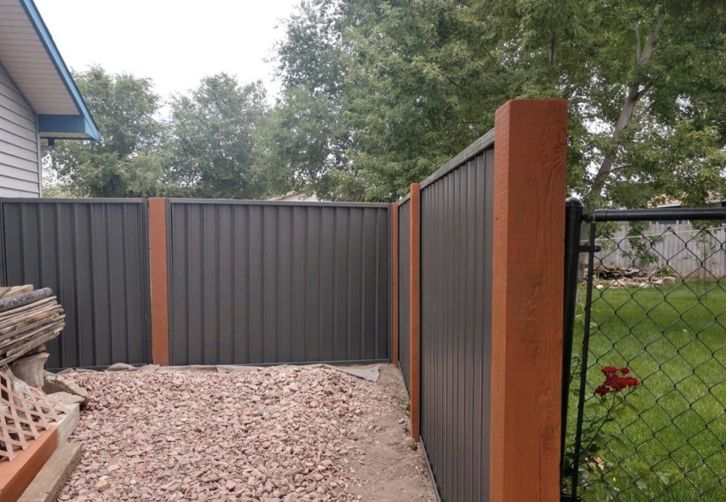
[19,0,101,141]
[38,114,100,140]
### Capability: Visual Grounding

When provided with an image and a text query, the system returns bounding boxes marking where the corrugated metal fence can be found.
[398,199,410,390]
[415,132,494,501]
[0,197,390,368]
[166,199,390,365]
[0,198,151,369]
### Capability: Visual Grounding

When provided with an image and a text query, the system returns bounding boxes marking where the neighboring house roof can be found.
[269,191,321,202]
[0,0,99,140]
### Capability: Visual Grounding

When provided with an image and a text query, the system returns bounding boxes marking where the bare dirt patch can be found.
[58,364,436,501]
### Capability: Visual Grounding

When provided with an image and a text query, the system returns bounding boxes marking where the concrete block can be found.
[18,441,81,502]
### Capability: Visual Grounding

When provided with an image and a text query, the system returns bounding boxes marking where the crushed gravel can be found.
[57,364,435,501]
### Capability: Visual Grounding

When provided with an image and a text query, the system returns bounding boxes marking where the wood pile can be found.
[0,285,66,463]
[592,264,677,288]
[593,264,646,280]
[0,285,65,366]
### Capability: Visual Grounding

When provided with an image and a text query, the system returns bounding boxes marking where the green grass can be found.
[564,279,726,501]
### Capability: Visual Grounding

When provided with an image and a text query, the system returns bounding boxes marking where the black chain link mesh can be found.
[564,218,725,501]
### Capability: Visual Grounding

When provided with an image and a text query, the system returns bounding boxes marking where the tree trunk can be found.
[588,14,664,204]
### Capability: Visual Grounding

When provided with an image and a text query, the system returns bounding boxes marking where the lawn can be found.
[564,279,726,501]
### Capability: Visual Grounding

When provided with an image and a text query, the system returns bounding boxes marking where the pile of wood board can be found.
[0,286,64,367]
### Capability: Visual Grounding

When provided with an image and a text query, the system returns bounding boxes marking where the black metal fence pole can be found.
[569,220,598,499]
[561,197,584,486]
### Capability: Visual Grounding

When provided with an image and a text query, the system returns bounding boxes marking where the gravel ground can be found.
[58,364,435,501]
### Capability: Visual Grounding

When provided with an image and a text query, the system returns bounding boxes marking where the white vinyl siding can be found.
[0,63,40,197]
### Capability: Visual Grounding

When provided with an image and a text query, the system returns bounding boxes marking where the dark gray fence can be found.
[398,198,410,391]
[0,198,151,369]
[166,199,390,366]
[416,131,494,501]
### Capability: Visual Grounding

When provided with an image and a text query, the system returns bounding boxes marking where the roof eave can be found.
[19,0,101,141]
[37,114,100,141]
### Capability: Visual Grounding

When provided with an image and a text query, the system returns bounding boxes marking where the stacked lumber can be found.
[0,286,65,367]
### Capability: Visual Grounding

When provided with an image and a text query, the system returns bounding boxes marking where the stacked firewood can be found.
[0,285,64,366]
[593,264,646,280]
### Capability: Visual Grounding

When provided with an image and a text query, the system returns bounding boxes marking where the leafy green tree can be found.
[47,66,165,197]
[164,74,274,198]
[258,0,357,200]
[273,0,725,206]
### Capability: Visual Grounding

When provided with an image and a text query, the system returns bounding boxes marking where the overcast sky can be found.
[35,0,300,101]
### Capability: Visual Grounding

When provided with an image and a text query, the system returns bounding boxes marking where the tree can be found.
[164,74,273,198]
[47,67,165,197]
[258,0,358,200]
[273,0,725,206]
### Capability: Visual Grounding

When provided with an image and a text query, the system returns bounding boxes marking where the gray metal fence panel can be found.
[398,199,410,391]
[419,145,494,501]
[0,198,151,369]
[167,200,390,365]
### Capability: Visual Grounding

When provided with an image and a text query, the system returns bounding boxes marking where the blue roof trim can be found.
[38,114,98,140]
[18,0,100,141]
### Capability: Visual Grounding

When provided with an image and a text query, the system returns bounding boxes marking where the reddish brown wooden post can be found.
[390,202,399,367]
[408,183,421,440]
[489,99,568,501]
[148,197,170,366]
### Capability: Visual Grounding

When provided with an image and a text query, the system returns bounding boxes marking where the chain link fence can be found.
[562,207,726,501]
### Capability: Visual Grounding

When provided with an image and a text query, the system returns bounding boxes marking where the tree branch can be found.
[588,13,664,203]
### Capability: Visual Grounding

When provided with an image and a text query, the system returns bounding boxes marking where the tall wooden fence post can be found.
[489,99,568,501]
[409,183,421,440]
[391,202,399,367]
[148,197,170,366]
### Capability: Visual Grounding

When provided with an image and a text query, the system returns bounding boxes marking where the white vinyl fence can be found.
[594,221,726,280]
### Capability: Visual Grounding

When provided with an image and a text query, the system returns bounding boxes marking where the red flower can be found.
[595,366,639,396]
[595,385,610,396]
[622,377,639,387]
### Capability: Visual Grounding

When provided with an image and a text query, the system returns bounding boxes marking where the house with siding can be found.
[0,0,99,197]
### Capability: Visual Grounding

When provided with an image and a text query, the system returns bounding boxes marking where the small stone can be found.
[96,478,110,492]
[404,437,418,450]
